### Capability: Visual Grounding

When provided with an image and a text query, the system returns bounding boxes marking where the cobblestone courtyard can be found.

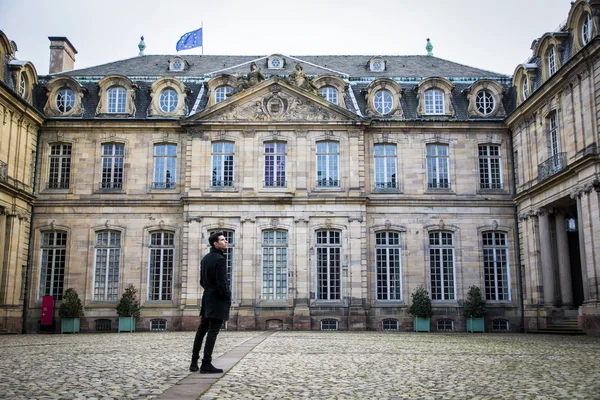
[1,331,599,399]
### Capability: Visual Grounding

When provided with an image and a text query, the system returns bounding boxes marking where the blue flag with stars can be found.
[176,27,203,51]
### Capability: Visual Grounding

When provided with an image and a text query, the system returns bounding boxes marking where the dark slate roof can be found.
[56,54,507,79]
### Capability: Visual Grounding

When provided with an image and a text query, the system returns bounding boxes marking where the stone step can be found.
[528,329,586,335]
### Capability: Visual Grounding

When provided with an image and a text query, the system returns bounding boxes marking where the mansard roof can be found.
[56,54,506,80]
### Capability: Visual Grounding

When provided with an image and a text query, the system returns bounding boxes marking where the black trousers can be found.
[192,316,222,363]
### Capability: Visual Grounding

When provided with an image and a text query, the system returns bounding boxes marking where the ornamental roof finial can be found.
[138,36,146,56]
[426,38,433,56]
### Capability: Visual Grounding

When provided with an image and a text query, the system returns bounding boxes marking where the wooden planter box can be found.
[61,318,80,334]
[414,316,431,332]
[118,317,136,332]
[467,317,485,333]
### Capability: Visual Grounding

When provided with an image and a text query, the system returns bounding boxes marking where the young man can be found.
[190,232,232,373]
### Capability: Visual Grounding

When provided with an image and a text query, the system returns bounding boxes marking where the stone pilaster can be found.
[537,209,556,306]
[293,216,311,329]
[554,212,573,306]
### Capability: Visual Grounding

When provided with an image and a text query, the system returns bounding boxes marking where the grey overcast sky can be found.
[1,0,571,76]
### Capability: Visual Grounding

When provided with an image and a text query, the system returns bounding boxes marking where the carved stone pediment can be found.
[187,78,360,123]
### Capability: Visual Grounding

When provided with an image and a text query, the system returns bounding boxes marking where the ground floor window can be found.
[150,319,167,331]
[492,319,509,331]
[437,319,454,331]
[321,318,338,330]
[382,318,399,330]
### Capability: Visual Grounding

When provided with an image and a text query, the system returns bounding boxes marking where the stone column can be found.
[295,130,308,197]
[347,215,366,330]
[241,130,256,194]
[0,211,7,305]
[554,212,573,306]
[578,183,600,301]
[537,209,556,305]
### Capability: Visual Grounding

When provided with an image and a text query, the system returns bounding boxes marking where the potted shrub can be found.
[464,285,486,333]
[59,288,84,333]
[408,286,433,332]
[116,284,141,332]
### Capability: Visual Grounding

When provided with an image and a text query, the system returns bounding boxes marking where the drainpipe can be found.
[508,130,525,333]
[21,128,40,334]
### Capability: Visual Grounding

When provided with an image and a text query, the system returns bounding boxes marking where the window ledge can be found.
[477,188,508,195]
[258,301,291,308]
[208,187,239,192]
[374,301,405,307]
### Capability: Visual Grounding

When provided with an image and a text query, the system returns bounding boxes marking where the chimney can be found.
[48,37,77,74]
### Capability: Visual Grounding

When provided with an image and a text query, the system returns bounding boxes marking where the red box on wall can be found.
[41,296,53,326]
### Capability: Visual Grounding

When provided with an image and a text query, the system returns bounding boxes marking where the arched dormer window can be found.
[96,75,137,117]
[416,77,454,117]
[512,65,535,105]
[534,32,568,82]
[148,77,188,117]
[566,0,597,53]
[206,74,237,107]
[44,76,85,117]
[267,54,285,69]
[363,79,403,118]
[8,61,38,104]
[0,31,11,82]
[312,75,347,108]
[466,79,506,118]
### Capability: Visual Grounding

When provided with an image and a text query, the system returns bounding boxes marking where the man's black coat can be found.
[200,247,232,321]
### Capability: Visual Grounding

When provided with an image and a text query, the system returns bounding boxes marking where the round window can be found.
[56,89,75,113]
[159,89,178,113]
[271,58,281,68]
[374,90,393,114]
[372,60,383,71]
[475,90,495,116]
[172,60,183,71]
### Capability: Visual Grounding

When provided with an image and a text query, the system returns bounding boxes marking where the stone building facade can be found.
[0,0,599,335]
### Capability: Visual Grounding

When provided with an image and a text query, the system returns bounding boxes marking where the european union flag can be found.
[176,27,203,51]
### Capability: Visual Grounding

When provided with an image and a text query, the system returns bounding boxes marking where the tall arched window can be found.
[316,141,339,187]
[211,141,235,187]
[209,230,235,295]
[316,230,341,300]
[482,231,510,301]
[39,231,68,300]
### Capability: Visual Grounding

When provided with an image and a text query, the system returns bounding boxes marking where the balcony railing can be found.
[316,179,340,187]
[211,180,234,188]
[46,181,70,189]
[264,180,287,188]
[99,182,123,190]
[427,181,451,191]
[375,181,397,190]
[537,152,566,182]
[152,181,176,189]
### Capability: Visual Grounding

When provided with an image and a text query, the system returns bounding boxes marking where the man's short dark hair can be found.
[208,232,224,248]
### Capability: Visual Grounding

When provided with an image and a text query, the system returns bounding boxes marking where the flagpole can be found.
[201,21,204,55]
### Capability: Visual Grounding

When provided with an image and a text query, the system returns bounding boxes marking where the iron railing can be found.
[537,152,566,182]
[152,181,176,189]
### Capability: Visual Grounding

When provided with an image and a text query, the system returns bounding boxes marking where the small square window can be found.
[492,319,509,332]
[95,319,112,332]
[150,319,167,331]
[437,319,454,331]
[382,319,399,330]
[321,319,338,330]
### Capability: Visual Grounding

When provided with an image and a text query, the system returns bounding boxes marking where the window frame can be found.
[482,231,511,302]
[159,88,178,113]
[47,143,72,190]
[429,231,456,301]
[375,231,402,301]
[478,144,503,190]
[315,230,342,301]
[211,141,235,188]
[373,143,398,190]
[215,86,232,104]
[316,141,340,188]
[373,90,393,115]
[100,143,125,190]
[264,141,287,188]
[152,143,177,189]
[475,90,495,116]
[319,86,339,105]
[548,47,557,76]
[424,89,444,115]
[93,230,121,302]
[39,231,68,301]
[426,143,450,190]
[261,230,288,301]
[56,89,75,113]
[148,231,175,301]
[107,86,127,114]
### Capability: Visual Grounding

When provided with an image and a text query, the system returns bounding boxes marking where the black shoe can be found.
[200,363,223,374]
[189,364,199,372]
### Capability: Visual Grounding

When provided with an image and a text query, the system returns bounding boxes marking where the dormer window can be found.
[215,86,232,103]
[582,13,592,45]
[56,89,75,113]
[374,90,393,114]
[548,47,557,76]
[19,74,27,98]
[319,86,338,105]
[424,89,444,114]
[107,87,127,113]
[369,57,386,72]
[521,76,529,101]
[159,89,178,113]
[168,57,187,72]
[268,55,285,69]
[475,90,495,116]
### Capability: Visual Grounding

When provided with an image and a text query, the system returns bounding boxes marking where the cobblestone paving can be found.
[0,331,261,400]
[203,332,600,400]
